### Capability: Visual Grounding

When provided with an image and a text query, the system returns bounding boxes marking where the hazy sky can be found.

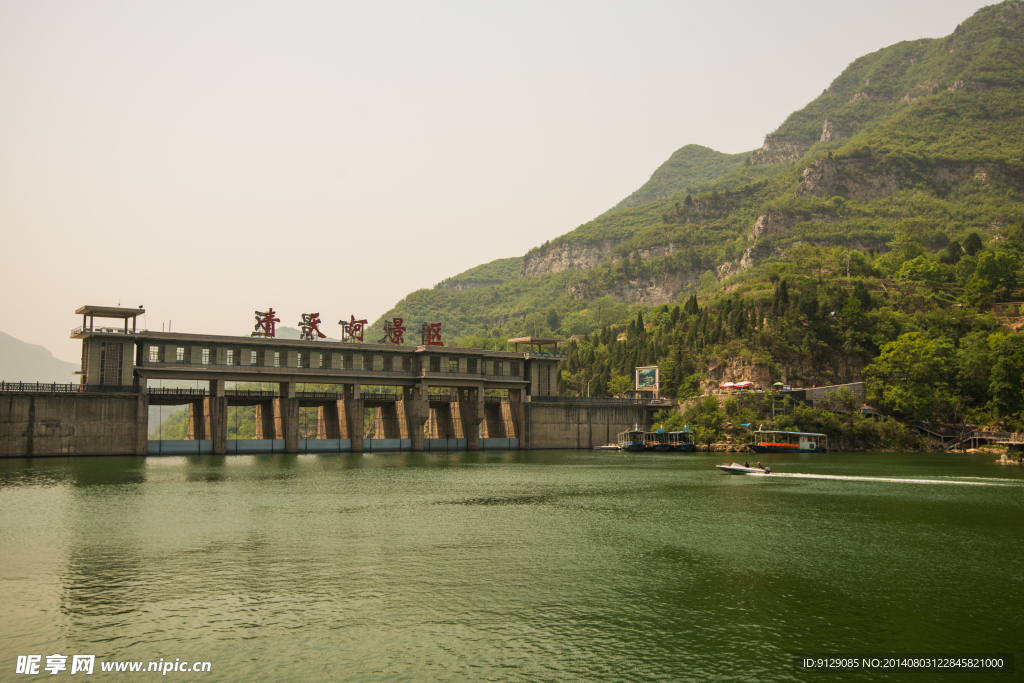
[0,0,991,363]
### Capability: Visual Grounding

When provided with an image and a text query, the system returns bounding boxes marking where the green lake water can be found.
[0,451,1021,682]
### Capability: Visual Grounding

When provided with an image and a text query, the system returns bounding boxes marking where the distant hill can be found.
[0,330,79,383]
[603,144,751,215]
[275,326,338,341]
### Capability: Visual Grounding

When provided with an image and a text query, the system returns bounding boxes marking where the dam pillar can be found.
[395,390,412,440]
[509,388,524,444]
[317,404,341,439]
[406,383,428,451]
[209,380,227,455]
[341,383,363,452]
[279,381,299,454]
[134,392,149,455]
[254,402,278,439]
[460,385,483,451]
[379,403,402,438]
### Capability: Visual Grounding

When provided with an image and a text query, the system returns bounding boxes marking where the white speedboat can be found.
[716,462,772,475]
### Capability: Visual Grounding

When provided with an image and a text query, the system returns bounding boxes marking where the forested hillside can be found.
[374,1,1024,434]
[603,145,751,215]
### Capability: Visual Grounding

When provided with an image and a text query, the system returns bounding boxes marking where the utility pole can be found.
[587,380,593,398]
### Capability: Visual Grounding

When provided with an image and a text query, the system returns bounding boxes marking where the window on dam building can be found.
[467,358,477,374]
[250,351,257,365]
[99,341,123,386]
[202,349,210,365]
[176,347,184,363]
[430,357,440,373]
[494,361,503,376]
[274,352,280,368]
[511,360,520,377]
[226,350,234,365]
[149,346,158,362]
[449,359,458,373]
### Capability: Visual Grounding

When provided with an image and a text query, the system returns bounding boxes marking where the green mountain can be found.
[375,1,1024,364]
[434,257,522,291]
[603,144,751,215]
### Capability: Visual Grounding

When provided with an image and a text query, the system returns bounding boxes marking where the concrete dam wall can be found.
[0,392,658,456]
[0,392,148,457]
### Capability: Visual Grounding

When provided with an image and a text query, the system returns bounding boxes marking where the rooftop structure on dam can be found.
[70,305,563,397]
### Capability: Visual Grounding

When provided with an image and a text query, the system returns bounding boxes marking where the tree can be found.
[684,396,726,450]
[975,250,1019,295]
[523,311,547,336]
[955,332,992,407]
[989,334,1024,418]
[593,296,614,328]
[963,232,984,256]
[939,240,963,264]
[884,229,927,270]
[864,332,953,421]
[607,374,633,397]
[546,308,561,332]
[683,294,699,316]
[897,256,944,284]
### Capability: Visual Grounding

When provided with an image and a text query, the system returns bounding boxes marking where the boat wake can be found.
[761,472,1020,486]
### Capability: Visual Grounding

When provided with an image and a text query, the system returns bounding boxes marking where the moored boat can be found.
[748,430,827,453]
[668,428,696,452]
[644,426,671,452]
[617,425,646,451]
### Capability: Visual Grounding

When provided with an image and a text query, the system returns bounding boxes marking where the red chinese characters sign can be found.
[298,313,326,341]
[379,318,407,345]
[252,308,280,338]
[339,315,368,342]
[420,322,443,347]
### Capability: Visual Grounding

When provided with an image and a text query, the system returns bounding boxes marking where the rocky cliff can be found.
[569,268,698,306]
[520,240,622,278]
[796,156,1024,200]
[702,353,866,393]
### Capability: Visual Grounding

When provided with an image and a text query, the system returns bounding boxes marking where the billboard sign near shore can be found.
[635,366,659,395]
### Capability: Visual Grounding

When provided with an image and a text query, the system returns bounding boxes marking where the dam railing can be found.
[0,381,141,394]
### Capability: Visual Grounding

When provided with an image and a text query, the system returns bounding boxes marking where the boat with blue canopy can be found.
[667,427,696,452]
[617,425,645,451]
[644,426,671,452]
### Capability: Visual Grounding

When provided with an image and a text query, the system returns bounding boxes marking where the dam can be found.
[0,305,666,456]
